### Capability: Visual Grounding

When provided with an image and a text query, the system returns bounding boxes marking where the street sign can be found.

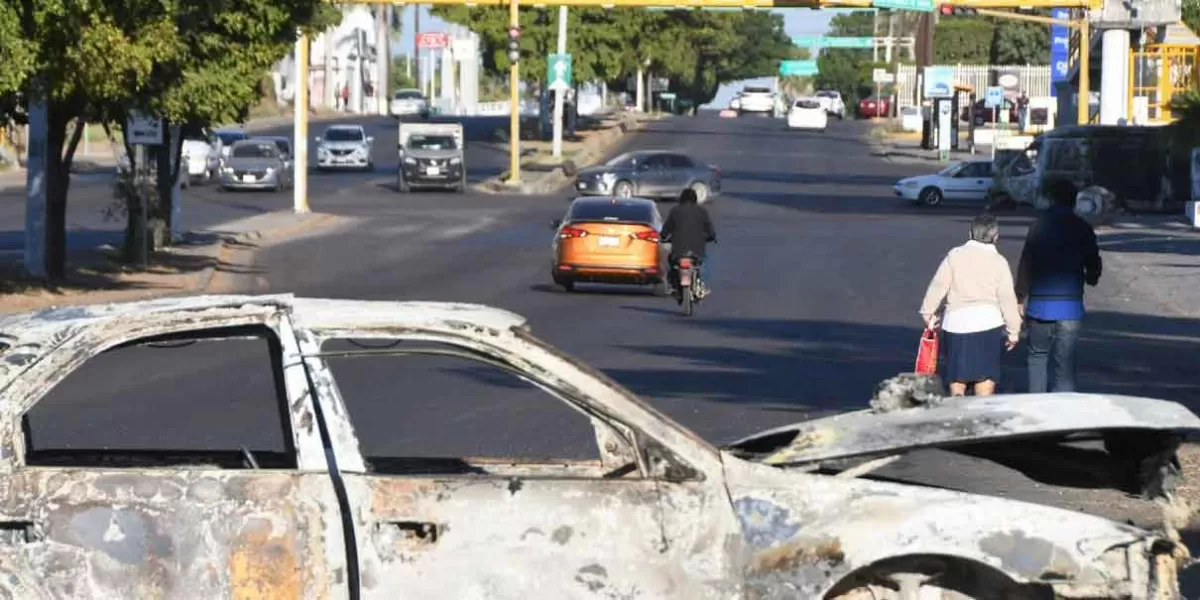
[417,32,450,49]
[792,36,874,48]
[872,68,894,84]
[779,60,819,77]
[923,65,954,98]
[546,54,573,91]
[650,77,670,92]
[984,86,1004,108]
[873,0,934,11]
[126,111,162,145]
[659,92,677,100]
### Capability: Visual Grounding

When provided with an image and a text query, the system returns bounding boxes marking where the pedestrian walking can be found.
[920,214,1023,396]
[341,84,350,112]
[1017,91,1030,133]
[1015,179,1102,393]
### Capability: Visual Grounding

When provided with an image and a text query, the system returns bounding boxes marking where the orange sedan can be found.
[551,197,666,292]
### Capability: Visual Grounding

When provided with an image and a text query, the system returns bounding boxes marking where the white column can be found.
[1100,28,1130,125]
[552,6,568,157]
[635,66,644,113]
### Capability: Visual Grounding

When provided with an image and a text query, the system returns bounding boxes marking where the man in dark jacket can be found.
[1015,179,1102,393]
[660,188,716,297]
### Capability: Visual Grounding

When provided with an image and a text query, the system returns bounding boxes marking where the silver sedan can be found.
[218,139,292,192]
[573,150,722,203]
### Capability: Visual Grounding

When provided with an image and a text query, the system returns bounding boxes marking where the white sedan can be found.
[786,98,827,131]
[894,160,994,206]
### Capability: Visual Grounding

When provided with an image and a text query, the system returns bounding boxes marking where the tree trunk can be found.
[42,108,84,280]
[154,125,183,248]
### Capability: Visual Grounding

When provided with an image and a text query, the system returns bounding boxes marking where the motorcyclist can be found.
[660,188,716,298]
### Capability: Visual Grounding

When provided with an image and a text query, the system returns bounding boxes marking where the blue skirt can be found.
[942,327,1005,384]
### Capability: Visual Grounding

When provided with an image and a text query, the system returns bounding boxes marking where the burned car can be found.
[0,295,1193,598]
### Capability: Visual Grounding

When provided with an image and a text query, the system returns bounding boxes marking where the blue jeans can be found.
[1027,318,1082,393]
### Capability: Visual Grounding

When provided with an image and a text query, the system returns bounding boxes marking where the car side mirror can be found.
[551,219,562,229]
[313,136,321,143]
[367,136,375,144]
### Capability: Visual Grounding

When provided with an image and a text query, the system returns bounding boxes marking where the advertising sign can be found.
[924,66,953,98]
[1049,8,1070,97]
[984,86,1004,108]
[417,32,450,49]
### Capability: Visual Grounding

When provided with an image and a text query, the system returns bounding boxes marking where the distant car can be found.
[181,131,220,184]
[218,139,292,192]
[858,96,891,119]
[573,150,721,203]
[962,98,1019,126]
[787,98,827,131]
[814,90,846,120]
[735,86,775,116]
[550,196,666,292]
[315,125,374,170]
[894,160,994,206]
[390,89,430,119]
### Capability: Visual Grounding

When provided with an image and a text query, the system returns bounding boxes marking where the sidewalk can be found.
[0,211,350,314]
[869,131,992,167]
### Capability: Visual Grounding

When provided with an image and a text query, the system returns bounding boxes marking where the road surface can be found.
[23,113,1200,559]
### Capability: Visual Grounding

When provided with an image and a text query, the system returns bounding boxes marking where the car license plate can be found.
[598,236,620,247]
[680,272,692,286]
[241,175,254,182]
[426,166,440,176]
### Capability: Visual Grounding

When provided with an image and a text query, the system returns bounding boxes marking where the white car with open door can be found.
[894,159,994,206]
[787,98,828,131]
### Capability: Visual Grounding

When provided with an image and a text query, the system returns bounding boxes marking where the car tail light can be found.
[679,258,693,269]
[558,226,588,239]
[631,230,660,243]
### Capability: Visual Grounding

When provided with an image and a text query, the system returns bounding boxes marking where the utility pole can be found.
[552,6,567,158]
[323,24,334,109]
[414,5,421,92]
[377,5,389,115]
[293,33,310,214]
[873,10,879,63]
[506,0,521,185]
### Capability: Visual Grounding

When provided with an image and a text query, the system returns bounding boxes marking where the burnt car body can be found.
[0,295,1193,598]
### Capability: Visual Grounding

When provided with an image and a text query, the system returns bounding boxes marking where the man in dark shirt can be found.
[1015,179,1102,393]
[660,188,717,297]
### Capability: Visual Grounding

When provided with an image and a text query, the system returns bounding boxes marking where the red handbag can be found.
[914,328,939,375]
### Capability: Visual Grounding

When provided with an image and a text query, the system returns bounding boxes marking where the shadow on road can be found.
[1098,231,1200,257]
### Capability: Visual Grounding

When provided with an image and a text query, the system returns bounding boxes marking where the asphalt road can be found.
[25,113,1200,550]
[0,114,510,262]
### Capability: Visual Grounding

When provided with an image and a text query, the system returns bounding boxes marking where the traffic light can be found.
[939,4,978,15]
[507,26,521,63]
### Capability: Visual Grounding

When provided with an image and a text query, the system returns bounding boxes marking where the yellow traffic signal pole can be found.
[508,0,522,185]
[294,32,311,214]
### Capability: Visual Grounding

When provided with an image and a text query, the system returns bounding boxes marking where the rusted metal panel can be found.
[726,392,1200,466]
[0,470,347,599]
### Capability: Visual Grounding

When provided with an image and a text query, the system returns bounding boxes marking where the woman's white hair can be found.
[969,213,1000,244]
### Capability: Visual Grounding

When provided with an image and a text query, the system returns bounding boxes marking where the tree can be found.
[933,17,995,63]
[1184,0,1200,35]
[991,19,1051,65]
[0,0,338,278]
[814,11,877,106]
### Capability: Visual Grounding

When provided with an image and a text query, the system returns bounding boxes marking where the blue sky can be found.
[387,6,850,104]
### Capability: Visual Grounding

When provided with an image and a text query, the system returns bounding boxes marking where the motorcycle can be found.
[668,251,707,317]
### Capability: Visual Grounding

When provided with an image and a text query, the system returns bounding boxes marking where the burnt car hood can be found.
[725,392,1200,499]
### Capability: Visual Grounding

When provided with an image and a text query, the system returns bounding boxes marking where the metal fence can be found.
[895,65,1052,109]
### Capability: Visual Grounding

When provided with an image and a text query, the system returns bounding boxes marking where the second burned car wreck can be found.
[0,295,1194,598]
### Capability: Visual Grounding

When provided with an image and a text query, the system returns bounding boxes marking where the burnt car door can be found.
[302,329,742,599]
[0,306,347,597]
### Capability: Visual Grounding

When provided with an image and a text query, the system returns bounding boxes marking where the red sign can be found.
[417,32,450,49]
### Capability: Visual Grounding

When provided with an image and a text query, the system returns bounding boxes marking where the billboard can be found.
[1050,8,1070,97]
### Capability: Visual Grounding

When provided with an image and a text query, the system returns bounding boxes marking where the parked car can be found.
[390,88,430,119]
[573,150,721,203]
[787,98,827,131]
[315,125,374,171]
[858,96,891,119]
[0,295,1193,597]
[551,197,666,292]
[893,159,994,206]
[815,89,847,120]
[962,98,1019,126]
[218,138,292,192]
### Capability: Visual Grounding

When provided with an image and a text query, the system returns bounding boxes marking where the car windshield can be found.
[569,201,655,224]
[231,142,278,159]
[795,100,821,109]
[937,163,964,176]
[604,152,639,168]
[216,131,247,145]
[816,91,837,98]
[744,87,771,94]
[394,90,423,100]
[407,135,457,150]
[269,139,290,154]
[325,128,364,142]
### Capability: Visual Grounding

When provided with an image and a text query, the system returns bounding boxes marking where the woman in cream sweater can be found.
[920,214,1023,396]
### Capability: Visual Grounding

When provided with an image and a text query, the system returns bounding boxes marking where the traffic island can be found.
[474,111,656,195]
[0,211,350,313]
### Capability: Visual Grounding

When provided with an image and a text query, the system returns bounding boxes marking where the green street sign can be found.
[792,36,874,49]
[660,92,677,99]
[779,60,819,77]
[547,54,573,91]
[873,0,934,11]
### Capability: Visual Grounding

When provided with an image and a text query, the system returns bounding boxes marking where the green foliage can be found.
[1184,0,1200,37]
[430,6,792,106]
[814,11,878,107]
[390,59,418,92]
[991,18,1050,65]
[933,18,995,63]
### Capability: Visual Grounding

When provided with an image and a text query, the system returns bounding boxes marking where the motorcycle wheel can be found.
[681,285,694,317]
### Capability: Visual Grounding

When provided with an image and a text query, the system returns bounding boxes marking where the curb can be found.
[185,212,340,295]
[474,114,646,196]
